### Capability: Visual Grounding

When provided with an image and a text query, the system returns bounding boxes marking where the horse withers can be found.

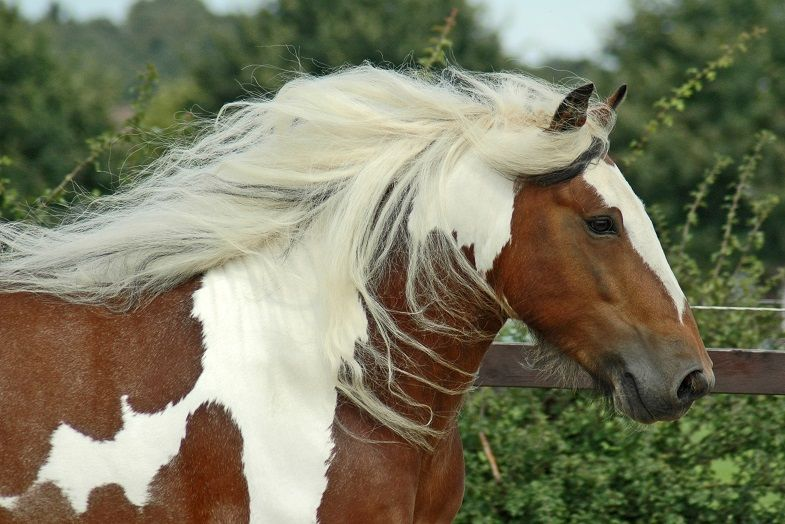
[0,67,713,522]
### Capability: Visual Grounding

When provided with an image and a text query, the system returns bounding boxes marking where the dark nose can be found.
[676,369,712,404]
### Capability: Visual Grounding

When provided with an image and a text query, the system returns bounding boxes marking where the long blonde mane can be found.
[0,65,614,446]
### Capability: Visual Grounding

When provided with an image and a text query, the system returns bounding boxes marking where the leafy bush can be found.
[0,5,111,195]
[459,389,785,523]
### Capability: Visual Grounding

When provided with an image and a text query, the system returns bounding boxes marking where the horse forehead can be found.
[581,161,686,319]
[578,161,638,207]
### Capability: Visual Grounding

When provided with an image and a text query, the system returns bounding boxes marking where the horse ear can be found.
[548,83,594,132]
[607,84,627,110]
[589,84,628,127]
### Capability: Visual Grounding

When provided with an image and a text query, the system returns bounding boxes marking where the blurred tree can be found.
[187,0,511,111]
[125,0,233,81]
[0,4,110,194]
[37,13,134,102]
[39,0,234,100]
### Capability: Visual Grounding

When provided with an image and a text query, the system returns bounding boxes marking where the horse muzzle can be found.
[611,362,715,423]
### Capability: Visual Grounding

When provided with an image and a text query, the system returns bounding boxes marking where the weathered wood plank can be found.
[476,344,785,395]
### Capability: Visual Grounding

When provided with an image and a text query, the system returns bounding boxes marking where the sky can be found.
[10,0,632,66]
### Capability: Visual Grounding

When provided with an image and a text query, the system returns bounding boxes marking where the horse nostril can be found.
[676,370,710,403]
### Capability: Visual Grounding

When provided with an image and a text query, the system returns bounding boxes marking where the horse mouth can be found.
[523,334,694,423]
[612,372,657,423]
[611,371,687,423]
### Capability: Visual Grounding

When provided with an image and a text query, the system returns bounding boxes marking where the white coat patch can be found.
[408,154,515,273]
[7,240,365,522]
[583,161,686,319]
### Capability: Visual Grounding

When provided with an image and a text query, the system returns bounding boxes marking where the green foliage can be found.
[38,0,233,99]
[417,8,459,71]
[0,62,159,222]
[669,130,784,351]
[0,4,111,195]
[459,389,785,523]
[625,26,768,164]
[124,0,222,81]
[184,0,508,113]
[0,156,25,220]
[33,65,160,215]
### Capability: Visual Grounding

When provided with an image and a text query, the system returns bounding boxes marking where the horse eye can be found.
[586,216,617,235]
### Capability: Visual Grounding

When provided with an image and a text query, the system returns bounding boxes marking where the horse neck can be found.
[372,250,505,436]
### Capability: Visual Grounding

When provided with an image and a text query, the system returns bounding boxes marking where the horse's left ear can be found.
[549,83,594,132]
[590,84,628,127]
[607,84,627,110]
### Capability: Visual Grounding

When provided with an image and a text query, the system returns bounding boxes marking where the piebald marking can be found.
[3,241,366,522]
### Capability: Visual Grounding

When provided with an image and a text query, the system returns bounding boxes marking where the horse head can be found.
[492,84,714,422]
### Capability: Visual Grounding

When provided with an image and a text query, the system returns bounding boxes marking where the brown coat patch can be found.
[0,281,203,496]
[1,403,249,523]
[143,402,250,523]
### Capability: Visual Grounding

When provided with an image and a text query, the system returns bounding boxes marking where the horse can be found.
[0,66,713,523]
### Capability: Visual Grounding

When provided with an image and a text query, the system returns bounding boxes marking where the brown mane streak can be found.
[531,137,607,186]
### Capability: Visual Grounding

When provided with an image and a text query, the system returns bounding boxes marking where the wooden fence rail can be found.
[477,344,785,395]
